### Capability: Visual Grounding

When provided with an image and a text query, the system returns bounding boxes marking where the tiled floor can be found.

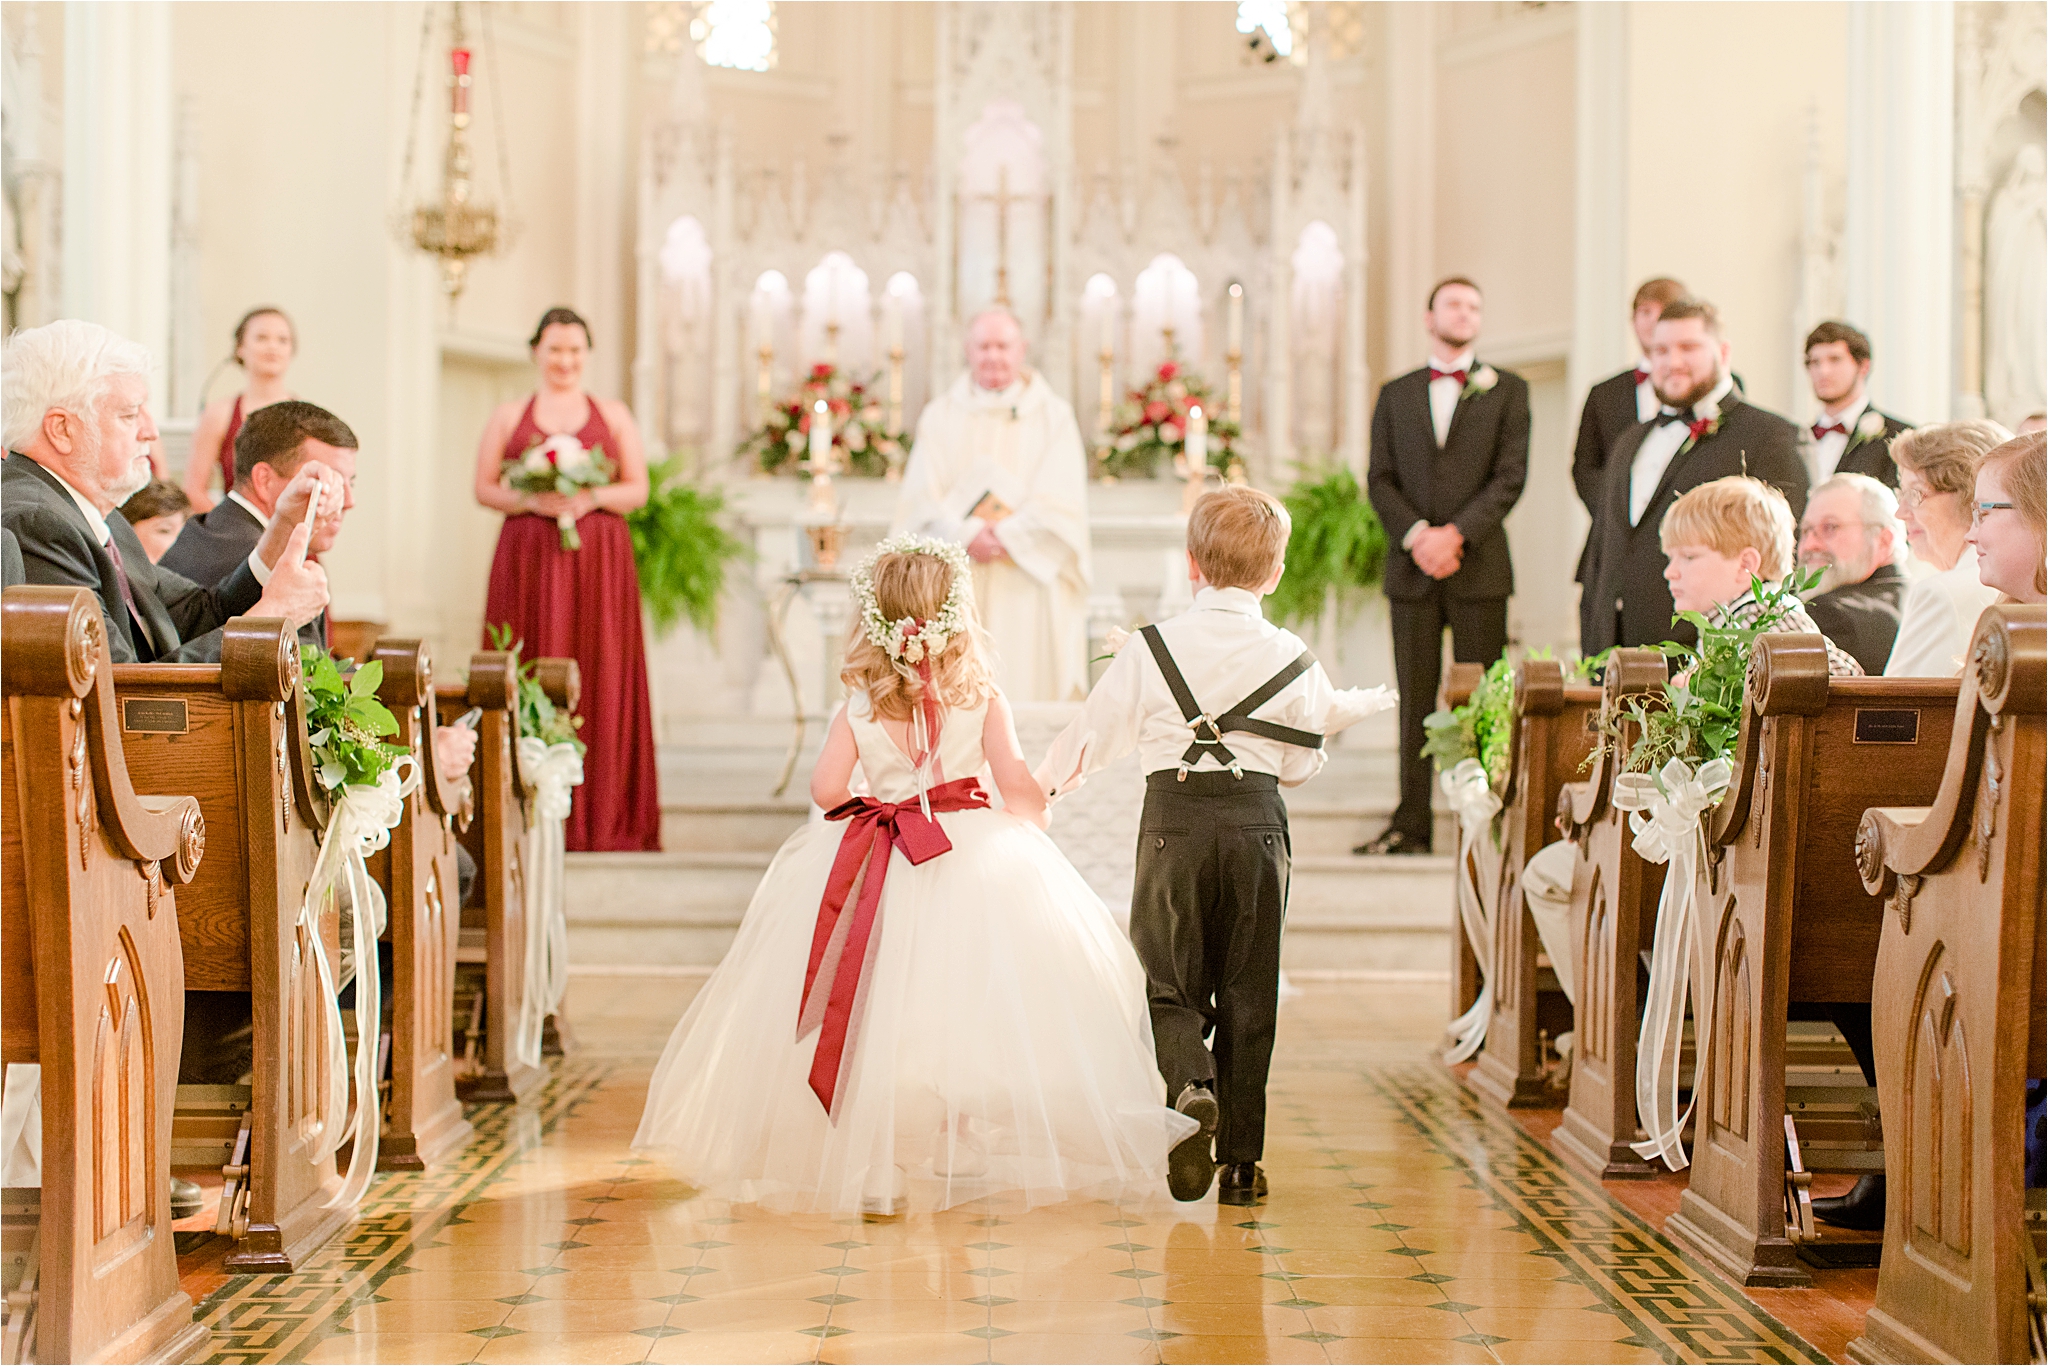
[186,974,1825,1365]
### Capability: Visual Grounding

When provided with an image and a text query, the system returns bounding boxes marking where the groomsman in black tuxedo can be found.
[1359,278,1529,856]
[1802,320,1910,488]
[1571,277,1688,650]
[1583,298,1808,654]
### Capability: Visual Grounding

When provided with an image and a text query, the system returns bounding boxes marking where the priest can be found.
[893,308,1092,701]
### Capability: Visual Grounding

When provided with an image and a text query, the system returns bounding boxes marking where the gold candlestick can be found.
[756,343,775,423]
[824,321,840,367]
[1226,347,1243,425]
[887,344,905,434]
[1096,348,1116,476]
[1161,324,1177,356]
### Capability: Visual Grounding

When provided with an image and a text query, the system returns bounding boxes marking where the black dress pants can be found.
[1388,592,1509,843]
[1129,770,1289,1165]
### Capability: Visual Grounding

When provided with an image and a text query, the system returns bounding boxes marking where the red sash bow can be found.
[799,776,991,1116]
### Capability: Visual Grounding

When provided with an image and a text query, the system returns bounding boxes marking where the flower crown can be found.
[853,534,973,667]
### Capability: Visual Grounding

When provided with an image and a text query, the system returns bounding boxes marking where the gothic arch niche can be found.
[957,100,1048,335]
[1582,864,1611,1064]
[1905,945,1975,1267]
[1710,904,1753,1141]
[882,272,927,432]
[1132,253,1202,381]
[800,251,873,376]
[747,269,795,407]
[659,215,714,452]
[1984,87,2046,428]
[1291,221,1344,457]
[1075,273,1121,439]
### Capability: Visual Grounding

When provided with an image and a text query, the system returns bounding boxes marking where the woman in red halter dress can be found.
[182,306,298,513]
[476,307,661,851]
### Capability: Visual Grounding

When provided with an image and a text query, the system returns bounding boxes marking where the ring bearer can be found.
[1036,487,1394,1204]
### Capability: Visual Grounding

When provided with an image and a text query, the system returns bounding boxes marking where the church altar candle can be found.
[1098,303,1115,360]
[883,294,904,353]
[1186,405,1208,473]
[1227,283,1244,357]
[810,399,832,468]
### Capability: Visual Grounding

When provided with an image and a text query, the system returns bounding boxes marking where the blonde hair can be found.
[1979,431,2047,595]
[1188,485,1291,590]
[839,550,995,721]
[1892,419,2011,500]
[1659,476,1796,580]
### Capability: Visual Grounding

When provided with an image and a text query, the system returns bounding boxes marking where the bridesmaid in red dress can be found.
[475,307,660,852]
[182,306,298,513]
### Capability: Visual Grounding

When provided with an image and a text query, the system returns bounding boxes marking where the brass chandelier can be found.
[399,3,515,301]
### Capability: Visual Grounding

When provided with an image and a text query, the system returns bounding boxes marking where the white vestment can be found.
[894,372,1092,701]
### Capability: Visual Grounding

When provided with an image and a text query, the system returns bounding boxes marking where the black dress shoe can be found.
[1811,1174,1886,1231]
[1217,1162,1268,1206]
[1167,1083,1219,1202]
[1354,829,1431,856]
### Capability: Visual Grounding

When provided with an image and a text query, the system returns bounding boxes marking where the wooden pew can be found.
[434,653,579,1103]
[1666,634,1960,1286]
[1847,605,2046,1365]
[113,620,355,1272]
[1443,661,1487,1029]
[1,586,210,1364]
[363,640,474,1169]
[1550,649,1671,1180]
[1467,659,1603,1108]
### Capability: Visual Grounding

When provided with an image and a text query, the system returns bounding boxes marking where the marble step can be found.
[563,849,1454,974]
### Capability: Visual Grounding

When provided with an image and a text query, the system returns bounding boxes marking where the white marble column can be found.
[1378,2,1434,379]
[1843,0,1955,424]
[1341,124,1370,479]
[1568,2,1630,406]
[63,1,173,410]
[575,2,632,402]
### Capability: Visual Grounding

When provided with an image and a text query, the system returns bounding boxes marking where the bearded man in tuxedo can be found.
[1582,298,1808,653]
[1358,277,1529,857]
[1571,277,1688,650]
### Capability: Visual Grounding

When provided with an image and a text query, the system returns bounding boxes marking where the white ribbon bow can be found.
[1610,755,1731,1170]
[1440,759,1505,1064]
[300,756,419,1210]
[514,738,585,1068]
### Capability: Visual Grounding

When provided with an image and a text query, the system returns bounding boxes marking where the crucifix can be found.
[970,165,1022,308]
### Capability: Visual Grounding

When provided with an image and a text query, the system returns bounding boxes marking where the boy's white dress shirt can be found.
[1037,586,1396,797]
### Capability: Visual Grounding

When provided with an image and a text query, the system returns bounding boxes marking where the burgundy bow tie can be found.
[1430,368,1468,387]
[1812,421,1848,440]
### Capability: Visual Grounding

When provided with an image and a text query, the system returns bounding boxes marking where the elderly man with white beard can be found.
[1796,472,1910,676]
[892,309,1091,702]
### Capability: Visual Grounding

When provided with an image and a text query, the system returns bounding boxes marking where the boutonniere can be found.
[1676,405,1724,458]
[1848,409,1887,448]
[1460,365,1499,402]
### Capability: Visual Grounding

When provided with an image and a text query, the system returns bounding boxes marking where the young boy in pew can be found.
[1522,478,1868,1197]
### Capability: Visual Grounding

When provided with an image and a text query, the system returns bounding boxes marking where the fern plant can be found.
[1266,464,1386,629]
[627,457,750,636]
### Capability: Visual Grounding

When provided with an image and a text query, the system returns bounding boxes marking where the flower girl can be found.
[633,534,1195,1215]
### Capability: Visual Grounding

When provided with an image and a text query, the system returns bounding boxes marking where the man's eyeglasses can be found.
[1798,518,1866,541]
[1972,500,2016,528]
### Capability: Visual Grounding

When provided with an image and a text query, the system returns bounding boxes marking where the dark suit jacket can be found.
[1571,367,1646,588]
[158,496,324,648]
[2,452,264,663]
[1,528,23,589]
[1803,561,1908,675]
[1366,362,1530,601]
[1815,409,1910,488]
[1583,395,1809,652]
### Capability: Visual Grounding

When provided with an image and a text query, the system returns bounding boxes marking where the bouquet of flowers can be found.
[742,363,906,479]
[1102,359,1244,481]
[504,432,616,550]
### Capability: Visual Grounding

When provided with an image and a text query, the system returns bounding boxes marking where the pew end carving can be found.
[2,585,210,1364]
[366,641,474,1170]
[113,617,356,1273]
[1844,606,2046,1365]
[1666,634,1962,1288]
[1551,648,1670,1181]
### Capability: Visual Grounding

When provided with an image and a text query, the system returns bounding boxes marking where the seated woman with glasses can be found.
[1882,421,2011,675]
[1966,430,2047,607]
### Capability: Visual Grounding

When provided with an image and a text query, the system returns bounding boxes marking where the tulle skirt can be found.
[632,807,1197,1214]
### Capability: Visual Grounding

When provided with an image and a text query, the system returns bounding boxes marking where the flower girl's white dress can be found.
[633,689,1195,1214]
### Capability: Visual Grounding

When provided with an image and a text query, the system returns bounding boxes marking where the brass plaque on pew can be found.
[121,696,189,735]
[1853,708,1920,744]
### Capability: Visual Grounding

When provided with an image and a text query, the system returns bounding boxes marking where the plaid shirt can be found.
[1718,591,1865,678]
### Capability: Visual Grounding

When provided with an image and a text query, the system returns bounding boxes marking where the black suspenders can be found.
[1138,625,1326,779]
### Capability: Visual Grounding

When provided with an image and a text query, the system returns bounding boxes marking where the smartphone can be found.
[454,707,483,730]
